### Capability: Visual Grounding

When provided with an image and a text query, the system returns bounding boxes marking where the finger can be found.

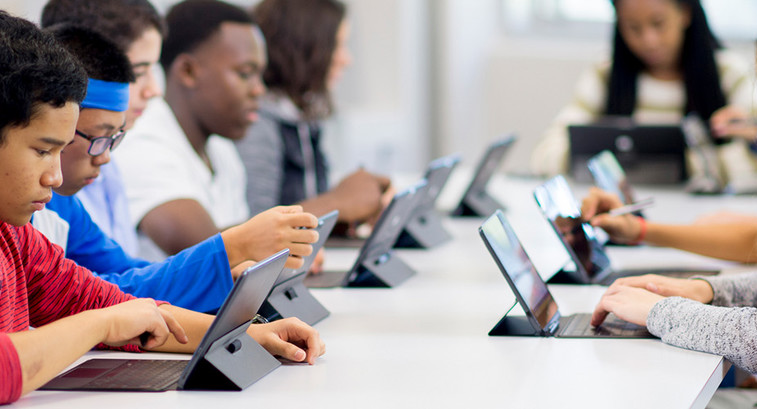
[160,307,188,344]
[277,205,304,214]
[262,330,309,363]
[284,255,305,270]
[288,229,319,244]
[374,174,392,191]
[581,192,600,220]
[286,212,319,229]
[287,242,314,258]
[591,300,610,327]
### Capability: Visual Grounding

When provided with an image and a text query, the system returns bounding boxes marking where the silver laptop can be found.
[305,181,426,288]
[479,210,652,338]
[451,135,515,217]
[533,175,718,285]
[40,250,289,391]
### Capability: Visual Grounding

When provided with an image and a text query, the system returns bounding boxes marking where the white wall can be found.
[1,0,753,179]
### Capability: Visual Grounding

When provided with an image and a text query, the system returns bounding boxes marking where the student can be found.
[236,0,392,229]
[581,187,757,263]
[117,0,297,260]
[31,24,317,313]
[41,0,165,256]
[0,12,324,404]
[530,0,756,181]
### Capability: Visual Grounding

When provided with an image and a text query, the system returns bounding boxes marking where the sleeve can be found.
[700,272,757,307]
[19,224,135,325]
[100,234,233,313]
[236,115,285,216]
[718,50,757,117]
[647,296,757,372]
[529,63,608,176]
[0,333,21,404]
[115,126,207,228]
[59,195,150,274]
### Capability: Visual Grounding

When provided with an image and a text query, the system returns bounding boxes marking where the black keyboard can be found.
[558,313,652,338]
[83,359,188,391]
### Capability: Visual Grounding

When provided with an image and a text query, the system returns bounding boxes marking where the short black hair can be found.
[47,24,135,84]
[161,0,255,70]
[0,11,87,143]
[40,0,165,53]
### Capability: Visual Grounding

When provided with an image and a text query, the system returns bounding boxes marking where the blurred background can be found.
[2,0,756,179]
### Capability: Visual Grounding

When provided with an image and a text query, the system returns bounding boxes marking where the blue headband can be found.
[81,78,130,112]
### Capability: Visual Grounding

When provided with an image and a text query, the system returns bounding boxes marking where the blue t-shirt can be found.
[37,193,233,312]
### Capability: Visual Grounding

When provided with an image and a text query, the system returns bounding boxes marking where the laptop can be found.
[40,250,290,392]
[533,175,718,285]
[395,153,461,248]
[451,135,515,217]
[569,118,687,184]
[258,210,339,325]
[304,181,426,288]
[479,210,652,338]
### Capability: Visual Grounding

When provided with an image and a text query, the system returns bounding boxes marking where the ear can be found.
[170,53,200,89]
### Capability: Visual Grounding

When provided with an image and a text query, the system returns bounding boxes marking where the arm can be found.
[647,297,757,373]
[582,187,757,262]
[102,234,233,312]
[148,305,325,365]
[7,299,187,399]
[299,169,392,222]
[138,198,221,256]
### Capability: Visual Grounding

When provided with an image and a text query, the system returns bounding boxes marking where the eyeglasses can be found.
[74,129,126,156]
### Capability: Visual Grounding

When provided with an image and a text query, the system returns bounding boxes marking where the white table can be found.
[15,175,747,409]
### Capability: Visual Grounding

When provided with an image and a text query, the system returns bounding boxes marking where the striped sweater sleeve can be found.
[19,224,136,325]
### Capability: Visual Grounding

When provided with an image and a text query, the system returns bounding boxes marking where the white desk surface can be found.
[15,174,753,409]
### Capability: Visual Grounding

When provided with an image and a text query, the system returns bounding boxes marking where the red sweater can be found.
[0,222,136,404]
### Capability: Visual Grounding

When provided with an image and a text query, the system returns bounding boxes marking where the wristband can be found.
[632,216,647,245]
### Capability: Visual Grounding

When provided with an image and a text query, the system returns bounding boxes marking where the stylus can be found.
[607,197,654,217]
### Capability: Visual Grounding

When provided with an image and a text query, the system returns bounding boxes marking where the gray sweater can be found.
[647,273,757,372]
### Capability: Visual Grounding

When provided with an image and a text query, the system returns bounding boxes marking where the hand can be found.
[611,274,714,303]
[230,260,256,281]
[307,248,325,275]
[99,299,188,350]
[581,187,642,243]
[710,105,757,141]
[247,318,325,365]
[223,205,319,269]
[328,170,392,223]
[591,284,663,327]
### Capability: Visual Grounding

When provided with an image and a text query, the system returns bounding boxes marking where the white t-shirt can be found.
[115,98,249,261]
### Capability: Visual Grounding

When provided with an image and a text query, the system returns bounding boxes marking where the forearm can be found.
[8,310,106,395]
[147,305,214,354]
[644,222,757,263]
[647,297,757,372]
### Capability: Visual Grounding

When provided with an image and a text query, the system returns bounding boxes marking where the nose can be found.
[92,148,111,166]
[250,75,266,98]
[142,69,163,99]
[42,158,63,188]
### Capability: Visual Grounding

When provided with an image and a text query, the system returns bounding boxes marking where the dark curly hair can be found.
[606,0,725,133]
[0,11,87,144]
[47,24,135,84]
[41,0,165,54]
[253,0,346,120]
[161,0,254,70]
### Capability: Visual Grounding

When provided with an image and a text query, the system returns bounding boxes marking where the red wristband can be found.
[632,216,647,245]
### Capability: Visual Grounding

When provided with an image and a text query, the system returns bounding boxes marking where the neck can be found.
[165,81,209,159]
